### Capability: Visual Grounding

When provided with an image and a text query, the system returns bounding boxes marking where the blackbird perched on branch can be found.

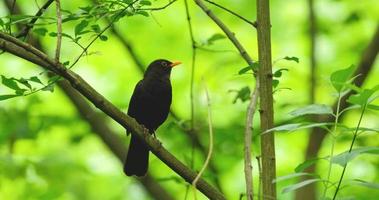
[124,59,181,176]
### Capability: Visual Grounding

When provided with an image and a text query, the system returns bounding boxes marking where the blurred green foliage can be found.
[0,0,378,199]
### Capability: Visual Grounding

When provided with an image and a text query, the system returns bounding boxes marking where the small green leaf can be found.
[282,179,321,193]
[1,75,21,91]
[350,179,379,189]
[99,35,108,41]
[29,76,43,84]
[330,65,355,92]
[230,86,250,104]
[140,0,152,5]
[274,172,317,183]
[238,63,259,75]
[331,147,379,167]
[15,78,32,89]
[33,28,48,36]
[295,158,323,173]
[273,68,289,78]
[347,85,379,106]
[207,33,226,45]
[263,122,332,134]
[49,32,57,37]
[42,84,55,92]
[272,79,279,88]
[0,94,19,101]
[74,20,89,36]
[91,24,101,33]
[136,11,149,17]
[283,56,299,63]
[63,61,70,66]
[289,104,334,117]
[79,6,93,13]
[123,0,133,3]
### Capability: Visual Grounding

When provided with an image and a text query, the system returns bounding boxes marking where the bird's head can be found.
[144,59,181,79]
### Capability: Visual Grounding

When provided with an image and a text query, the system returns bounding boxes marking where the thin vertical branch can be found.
[308,0,317,104]
[184,0,197,131]
[256,0,277,199]
[256,156,262,200]
[244,81,260,200]
[192,78,214,200]
[54,0,62,61]
[332,105,367,200]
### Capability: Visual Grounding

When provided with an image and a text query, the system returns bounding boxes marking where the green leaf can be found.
[347,85,379,106]
[99,35,108,41]
[274,172,317,183]
[330,65,355,92]
[263,122,332,134]
[15,78,31,89]
[29,76,43,84]
[273,68,289,78]
[42,84,55,93]
[79,6,93,13]
[74,20,89,36]
[367,104,379,110]
[140,0,152,5]
[0,94,19,101]
[123,0,133,3]
[289,104,334,117]
[283,56,299,63]
[282,179,321,193]
[272,79,279,88]
[230,86,250,104]
[49,32,57,37]
[350,179,379,189]
[136,11,149,17]
[238,63,259,75]
[295,158,325,173]
[1,75,21,91]
[91,24,101,33]
[331,147,379,167]
[207,33,226,45]
[33,28,48,36]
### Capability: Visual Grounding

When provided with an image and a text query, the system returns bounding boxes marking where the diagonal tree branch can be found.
[3,2,174,199]
[0,31,226,200]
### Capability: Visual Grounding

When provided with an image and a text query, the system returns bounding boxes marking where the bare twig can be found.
[244,81,260,200]
[16,0,54,38]
[194,0,255,68]
[54,0,62,61]
[204,0,257,28]
[256,156,262,200]
[0,31,226,200]
[138,0,177,11]
[192,78,214,200]
[184,0,197,131]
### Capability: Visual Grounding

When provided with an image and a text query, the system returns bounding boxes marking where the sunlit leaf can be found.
[74,20,89,36]
[289,104,334,117]
[140,0,152,5]
[29,76,43,84]
[273,68,289,78]
[33,28,48,36]
[230,86,250,104]
[331,147,379,167]
[330,65,355,92]
[350,179,379,189]
[295,157,326,173]
[207,33,226,45]
[283,56,299,63]
[282,179,322,193]
[274,172,318,183]
[263,122,332,134]
[99,35,108,41]
[0,94,19,101]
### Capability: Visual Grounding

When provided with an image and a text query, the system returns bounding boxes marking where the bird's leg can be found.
[152,131,157,138]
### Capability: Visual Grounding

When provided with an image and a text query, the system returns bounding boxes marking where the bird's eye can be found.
[161,62,168,67]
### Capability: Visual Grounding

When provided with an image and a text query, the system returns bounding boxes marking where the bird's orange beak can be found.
[170,61,181,68]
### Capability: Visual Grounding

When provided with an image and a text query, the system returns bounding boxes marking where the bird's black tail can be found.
[124,135,149,176]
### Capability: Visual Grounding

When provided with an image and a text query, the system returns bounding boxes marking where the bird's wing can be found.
[126,80,146,135]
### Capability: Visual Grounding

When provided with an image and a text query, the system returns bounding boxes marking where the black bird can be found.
[124,59,181,176]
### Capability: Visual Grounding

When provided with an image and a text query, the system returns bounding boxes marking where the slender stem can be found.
[16,0,54,38]
[332,104,366,200]
[244,81,260,200]
[204,0,257,27]
[322,92,342,198]
[192,79,214,199]
[54,0,62,62]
